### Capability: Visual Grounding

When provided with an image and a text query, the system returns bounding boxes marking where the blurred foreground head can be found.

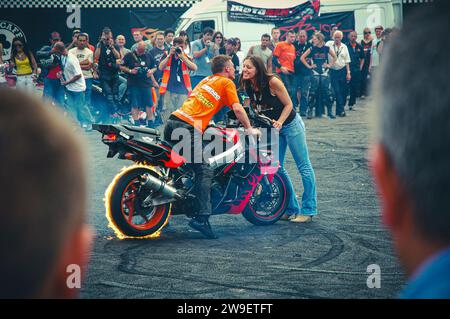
[371,0,450,296]
[0,89,92,298]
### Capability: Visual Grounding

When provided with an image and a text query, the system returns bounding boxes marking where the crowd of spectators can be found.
[0,24,397,130]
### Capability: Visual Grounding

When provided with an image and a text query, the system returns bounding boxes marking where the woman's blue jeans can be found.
[278,114,317,216]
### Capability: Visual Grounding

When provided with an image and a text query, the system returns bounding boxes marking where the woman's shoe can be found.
[290,215,313,223]
[280,213,292,221]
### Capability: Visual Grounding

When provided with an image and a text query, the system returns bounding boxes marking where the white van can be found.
[174,0,402,53]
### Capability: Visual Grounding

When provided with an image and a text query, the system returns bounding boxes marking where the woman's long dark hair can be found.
[10,37,33,64]
[212,31,225,49]
[179,30,191,52]
[235,37,242,52]
[239,55,276,93]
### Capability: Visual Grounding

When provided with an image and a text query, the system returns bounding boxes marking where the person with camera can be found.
[37,32,65,107]
[52,42,94,131]
[190,27,216,88]
[159,37,197,115]
[94,27,121,123]
[121,41,159,127]
[150,32,168,125]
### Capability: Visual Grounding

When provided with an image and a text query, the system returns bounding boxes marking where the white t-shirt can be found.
[68,47,94,79]
[371,37,382,67]
[326,41,351,70]
[62,53,86,92]
[236,51,245,74]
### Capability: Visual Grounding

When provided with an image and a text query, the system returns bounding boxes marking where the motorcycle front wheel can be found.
[106,166,171,239]
[242,173,289,226]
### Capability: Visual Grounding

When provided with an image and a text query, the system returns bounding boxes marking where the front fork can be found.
[255,175,272,197]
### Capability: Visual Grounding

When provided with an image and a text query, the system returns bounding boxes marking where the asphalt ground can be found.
[80,97,406,299]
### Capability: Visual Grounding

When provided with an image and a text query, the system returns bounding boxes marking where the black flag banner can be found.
[129,8,187,39]
[227,0,320,24]
[277,11,355,39]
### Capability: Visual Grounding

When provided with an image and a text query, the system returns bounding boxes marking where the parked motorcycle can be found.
[94,109,289,239]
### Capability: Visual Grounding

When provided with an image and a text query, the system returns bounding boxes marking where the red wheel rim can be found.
[120,178,167,231]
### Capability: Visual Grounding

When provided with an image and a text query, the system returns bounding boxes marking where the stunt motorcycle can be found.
[94,109,290,239]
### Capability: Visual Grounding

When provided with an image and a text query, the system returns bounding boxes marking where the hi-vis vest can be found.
[159,54,192,95]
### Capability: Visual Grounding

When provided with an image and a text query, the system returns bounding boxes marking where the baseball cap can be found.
[50,32,61,40]
[375,25,384,31]
[227,38,237,46]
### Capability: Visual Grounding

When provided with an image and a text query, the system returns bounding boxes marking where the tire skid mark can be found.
[97,280,225,296]
[299,229,345,268]
[266,265,402,276]
[112,236,329,298]
[115,267,324,299]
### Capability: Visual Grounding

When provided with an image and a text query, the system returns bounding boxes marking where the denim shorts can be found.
[129,86,153,108]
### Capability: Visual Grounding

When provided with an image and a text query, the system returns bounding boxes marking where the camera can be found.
[104,52,118,69]
[175,47,183,55]
[136,62,149,78]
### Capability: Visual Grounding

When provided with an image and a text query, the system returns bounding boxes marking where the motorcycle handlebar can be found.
[226,108,273,129]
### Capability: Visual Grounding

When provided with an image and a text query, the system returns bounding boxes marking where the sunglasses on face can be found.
[364,32,371,35]
[14,43,23,47]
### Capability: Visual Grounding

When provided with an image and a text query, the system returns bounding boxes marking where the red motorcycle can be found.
[94,110,290,239]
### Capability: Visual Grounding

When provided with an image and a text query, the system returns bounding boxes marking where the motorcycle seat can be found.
[161,139,174,149]
[122,125,161,137]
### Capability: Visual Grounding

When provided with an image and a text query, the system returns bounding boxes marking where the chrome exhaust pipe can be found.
[139,173,182,199]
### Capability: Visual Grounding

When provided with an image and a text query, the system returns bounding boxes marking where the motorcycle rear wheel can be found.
[106,166,171,238]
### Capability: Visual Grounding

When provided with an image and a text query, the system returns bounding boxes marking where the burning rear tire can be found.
[106,166,171,238]
[242,173,289,226]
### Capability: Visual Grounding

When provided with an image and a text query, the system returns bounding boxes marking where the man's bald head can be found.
[135,40,146,55]
[52,41,67,55]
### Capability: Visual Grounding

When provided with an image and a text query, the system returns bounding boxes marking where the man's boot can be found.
[188,215,218,239]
